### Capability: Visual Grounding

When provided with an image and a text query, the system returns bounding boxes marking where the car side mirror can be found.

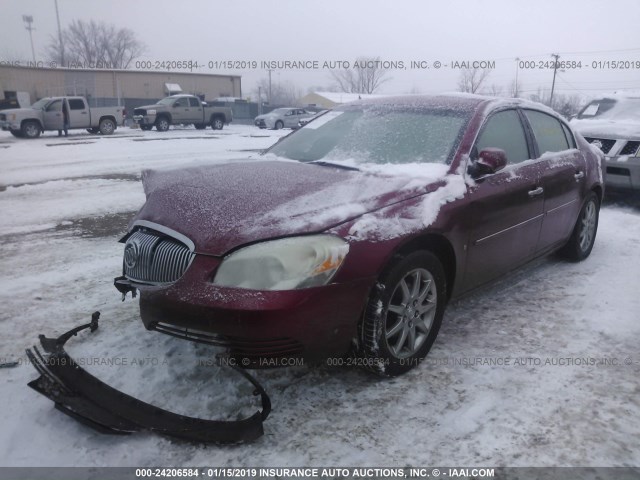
[470,148,508,177]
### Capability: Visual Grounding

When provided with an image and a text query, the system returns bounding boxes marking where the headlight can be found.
[213,235,349,290]
[147,109,156,115]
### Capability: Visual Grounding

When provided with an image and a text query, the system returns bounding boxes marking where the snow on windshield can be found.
[577,97,640,122]
[267,107,470,165]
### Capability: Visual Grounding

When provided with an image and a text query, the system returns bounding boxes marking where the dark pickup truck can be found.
[132,94,233,131]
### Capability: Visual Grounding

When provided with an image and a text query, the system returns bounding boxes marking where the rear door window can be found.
[68,99,85,110]
[523,109,570,154]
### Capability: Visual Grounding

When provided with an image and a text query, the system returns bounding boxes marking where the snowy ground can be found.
[0,125,638,467]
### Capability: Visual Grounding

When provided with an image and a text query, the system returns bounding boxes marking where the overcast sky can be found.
[1,0,638,100]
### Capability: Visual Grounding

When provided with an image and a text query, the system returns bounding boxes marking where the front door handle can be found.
[528,187,544,197]
[574,171,585,180]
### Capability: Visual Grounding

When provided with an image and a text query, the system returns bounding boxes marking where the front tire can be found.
[559,192,599,261]
[155,117,170,132]
[359,251,446,376]
[274,120,284,130]
[98,118,115,135]
[21,121,41,139]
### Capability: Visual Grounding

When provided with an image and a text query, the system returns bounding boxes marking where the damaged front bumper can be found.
[26,312,271,444]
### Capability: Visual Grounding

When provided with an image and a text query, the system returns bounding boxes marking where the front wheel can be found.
[274,120,284,130]
[21,121,41,139]
[358,251,446,376]
[559,192,600,261]
[98,118,115,135]
[155,117,170,132]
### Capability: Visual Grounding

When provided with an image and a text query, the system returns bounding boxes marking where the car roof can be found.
[346,93,560,118]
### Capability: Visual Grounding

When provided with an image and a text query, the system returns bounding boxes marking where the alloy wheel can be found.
[385,268,437,359]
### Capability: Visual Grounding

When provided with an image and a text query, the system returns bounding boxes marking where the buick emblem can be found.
[124,240,140,269]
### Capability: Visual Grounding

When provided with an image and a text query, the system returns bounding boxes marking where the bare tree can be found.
[45,19,145,68]
[457,67,491,94]
[254,78,302,106]
[330,56,390,94]
[528,87,551,106]
[306,84,341,94]
[553,94,584,119]
[481,83,504,97]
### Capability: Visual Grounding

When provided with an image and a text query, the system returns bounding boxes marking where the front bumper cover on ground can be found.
[26,312,271,444]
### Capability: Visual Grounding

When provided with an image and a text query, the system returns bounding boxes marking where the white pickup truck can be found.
[0,96,124,138]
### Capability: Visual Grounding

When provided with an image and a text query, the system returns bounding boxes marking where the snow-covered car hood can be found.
[571,118,640,141]
[134,160,447,255]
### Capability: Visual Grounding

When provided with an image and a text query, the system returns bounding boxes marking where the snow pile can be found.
[346,163,466,241]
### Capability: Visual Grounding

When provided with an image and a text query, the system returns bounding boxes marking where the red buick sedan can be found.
[116,95,603,376]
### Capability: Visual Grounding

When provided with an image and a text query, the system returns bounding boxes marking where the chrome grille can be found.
[123,228,194,285]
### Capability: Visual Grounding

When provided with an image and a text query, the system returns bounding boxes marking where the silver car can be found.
[571,95,640,191]
[254,108,315,130]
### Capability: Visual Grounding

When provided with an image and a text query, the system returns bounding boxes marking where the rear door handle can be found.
[574,171,584,180]
[528,187,544,197]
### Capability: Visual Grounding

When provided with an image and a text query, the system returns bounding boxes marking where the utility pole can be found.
[514,57,520,98]
[550,53,560,107]
[54,0,64,67]
[22,15,36,64]
[267,69,273,105]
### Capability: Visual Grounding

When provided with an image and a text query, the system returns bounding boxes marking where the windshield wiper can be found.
[309,161,360,171]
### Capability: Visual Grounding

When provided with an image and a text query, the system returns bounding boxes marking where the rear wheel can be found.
[98,118,115,135]
[559,192,599,261]
[155,117,170,132]
[358,251,446,376]
[211,117,224,130]
[21,121,41,139]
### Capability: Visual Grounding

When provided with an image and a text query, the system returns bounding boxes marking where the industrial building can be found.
[0,64,242,117]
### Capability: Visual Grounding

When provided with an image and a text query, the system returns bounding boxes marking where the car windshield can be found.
[266,106,471,165]
[31,98,51,110]
[577,98,640,121]
[157,97,183,105]
[268,108,291,115]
